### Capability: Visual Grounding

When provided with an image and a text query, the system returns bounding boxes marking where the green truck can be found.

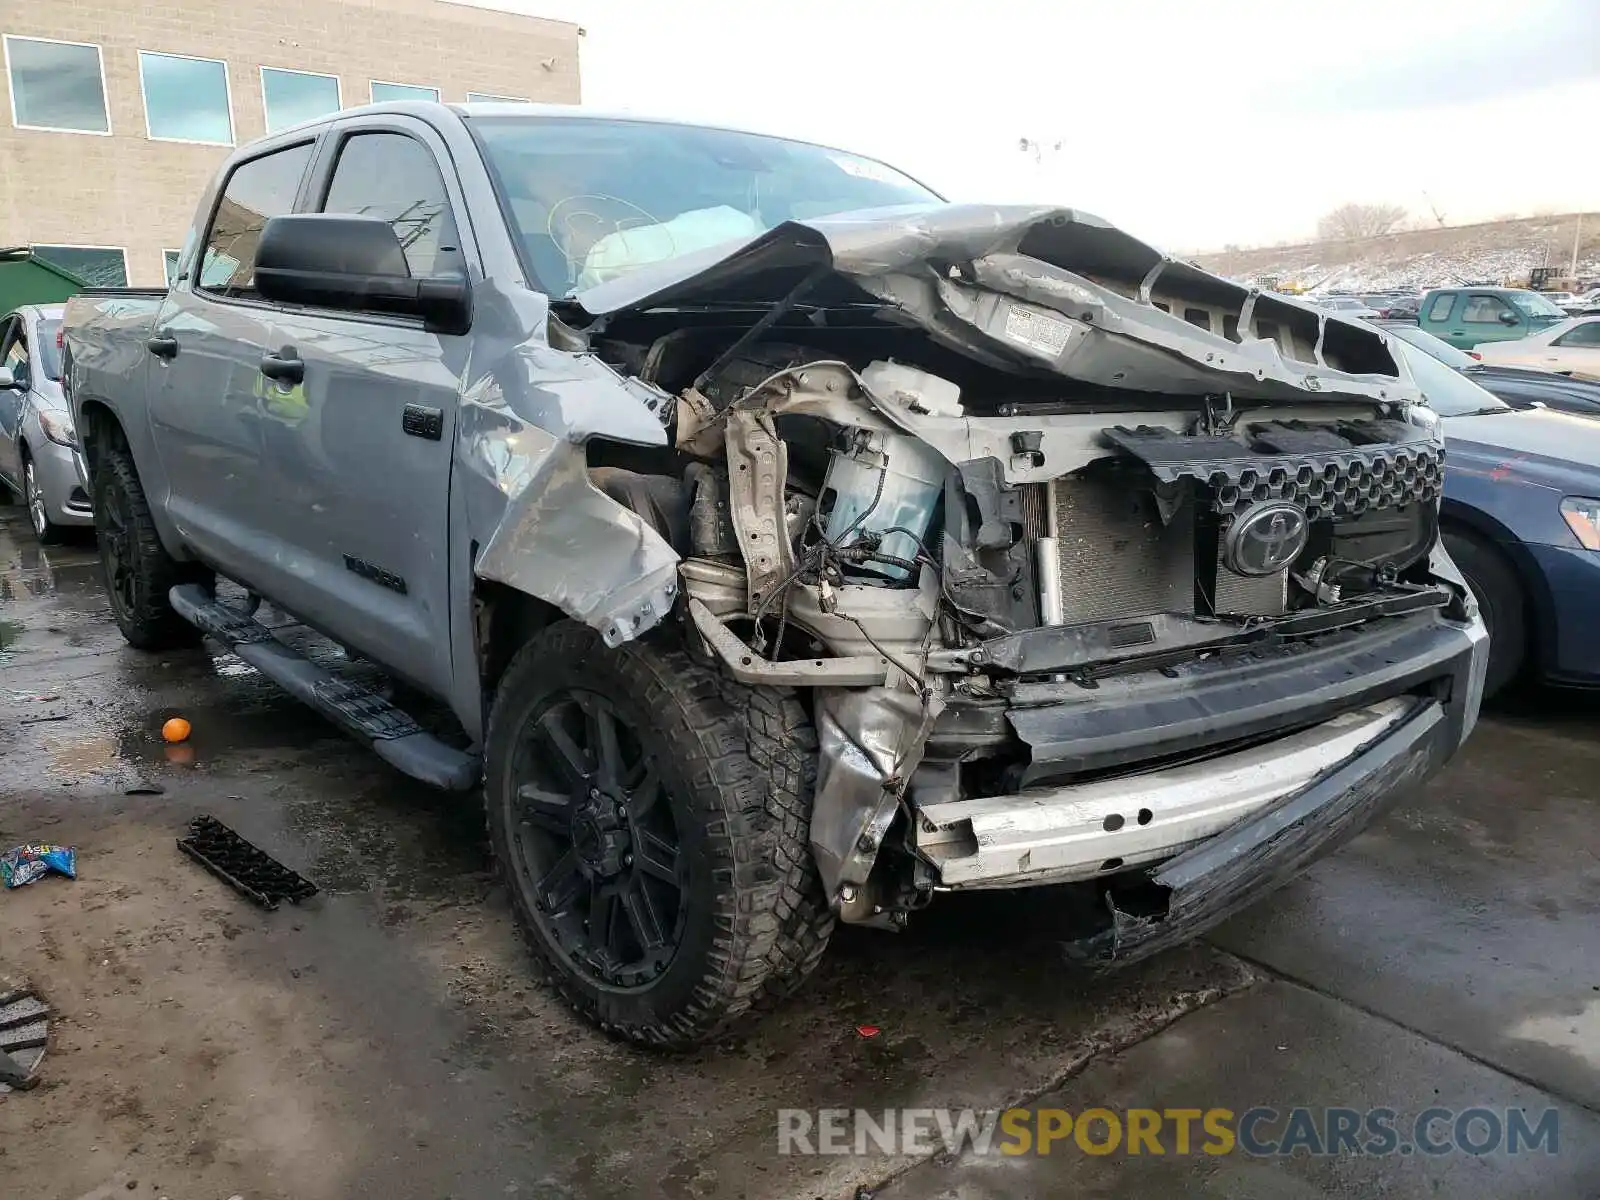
[1417,287,1568,349]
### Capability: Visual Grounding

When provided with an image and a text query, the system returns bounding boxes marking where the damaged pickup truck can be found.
[63,103,1488,1047]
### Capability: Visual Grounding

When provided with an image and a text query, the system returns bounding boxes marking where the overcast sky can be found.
[462,0,1600,252]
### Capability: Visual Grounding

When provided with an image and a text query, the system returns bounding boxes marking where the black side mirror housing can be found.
[255,214,472,335]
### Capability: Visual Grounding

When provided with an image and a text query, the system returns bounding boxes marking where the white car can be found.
[1310,296,1382,318]
[1473,315,1600,378]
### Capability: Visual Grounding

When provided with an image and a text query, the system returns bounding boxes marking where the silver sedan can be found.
[0,304,92,542]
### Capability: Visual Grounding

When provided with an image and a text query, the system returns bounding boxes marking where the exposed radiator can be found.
[1049,478,1288,624]
[1053,479,1194,623]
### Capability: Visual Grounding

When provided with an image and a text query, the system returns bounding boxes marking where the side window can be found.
[1555,323,1600,348]
[198,142,315,296]
[1426,293,1456,322]
[320,132,461,278]
[2,320,28,387]
[1462,295,1512,323]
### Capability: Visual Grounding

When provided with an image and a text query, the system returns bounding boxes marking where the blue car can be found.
[1400,345,1600,697]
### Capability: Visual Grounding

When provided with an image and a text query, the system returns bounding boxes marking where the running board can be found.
[168,583,480,791]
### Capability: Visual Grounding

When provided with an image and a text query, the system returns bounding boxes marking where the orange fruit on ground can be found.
[162,717,192,743]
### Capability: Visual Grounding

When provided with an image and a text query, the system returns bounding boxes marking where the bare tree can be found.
[1315,203,1409,241]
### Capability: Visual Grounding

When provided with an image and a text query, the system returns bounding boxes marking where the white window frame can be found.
[162,248,184,284]
[138,48,236,146]
[370,79,440,103]
[3,35,113,136]
[32,244,130,285]
[259,65,343,133]
[466,91,530,104]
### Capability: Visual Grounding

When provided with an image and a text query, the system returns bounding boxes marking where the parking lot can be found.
[2,507,1599,1200]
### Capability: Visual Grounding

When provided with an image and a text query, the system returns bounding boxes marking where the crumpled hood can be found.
[574,203,1420,405]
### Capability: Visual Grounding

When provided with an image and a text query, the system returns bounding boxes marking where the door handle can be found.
[146,333,179,359]
[259,347,304,385]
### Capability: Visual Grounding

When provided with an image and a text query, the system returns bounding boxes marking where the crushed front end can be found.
[571,204,1488,963]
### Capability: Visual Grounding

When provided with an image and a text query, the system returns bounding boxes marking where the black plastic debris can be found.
[0,988,49,1092]
[176,816,318,911]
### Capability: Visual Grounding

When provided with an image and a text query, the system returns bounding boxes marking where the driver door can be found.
[0,317,27,490]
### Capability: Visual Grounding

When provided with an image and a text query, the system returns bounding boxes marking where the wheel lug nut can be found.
[622,853,633,867]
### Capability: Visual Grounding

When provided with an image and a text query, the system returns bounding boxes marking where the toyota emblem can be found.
[1223,500,1310,577]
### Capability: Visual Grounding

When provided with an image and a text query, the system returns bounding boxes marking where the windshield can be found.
[37,318,63,381]
[472,116,942,295]
[1508,290,1566,318]
[1381,322,1479,371]
[1395,341,1510,417]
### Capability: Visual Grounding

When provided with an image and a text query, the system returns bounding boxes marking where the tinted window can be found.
[4,36,109,133]
[37,319,63,380]
[3,322,28,387]
[320,132,461,278]
[474,116,940,293]
[1462,294,1512,323]
[1426,293,1456,322]
[140,52,233,144]
[199,142,314,295]
[1555,322,1600,348]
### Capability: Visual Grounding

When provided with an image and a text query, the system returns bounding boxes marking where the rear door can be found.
[146,139,317,582]
[1419,291,1457,339]
[255,116,473,695]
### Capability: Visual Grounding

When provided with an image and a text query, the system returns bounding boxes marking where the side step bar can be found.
[169,584,480,791]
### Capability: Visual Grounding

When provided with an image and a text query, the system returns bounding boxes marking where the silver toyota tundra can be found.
[63,102,1487,1048]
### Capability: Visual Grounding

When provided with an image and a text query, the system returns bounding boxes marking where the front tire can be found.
[94,440,207,650]
[1445,529,1525,699]
[22,453,65,545]
[485,621,827,1048]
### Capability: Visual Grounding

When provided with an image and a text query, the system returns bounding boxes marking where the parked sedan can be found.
[1402,344,1600,696]
[1378,321,1600,416]
[1472,316,1600,377]
[0,304,91,542]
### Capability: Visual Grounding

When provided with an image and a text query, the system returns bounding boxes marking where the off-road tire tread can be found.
[96,439,205,650]
[485,621,829,1048]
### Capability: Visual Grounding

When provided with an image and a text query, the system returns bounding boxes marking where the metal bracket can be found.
[724,409,797,613]
[687,598,891,687]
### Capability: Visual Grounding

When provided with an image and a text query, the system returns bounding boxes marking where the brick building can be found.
[1,0,581,285]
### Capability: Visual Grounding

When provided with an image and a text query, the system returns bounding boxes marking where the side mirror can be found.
[0,367,18,391]
[1499,311,1520,326]
[254,214,472,335]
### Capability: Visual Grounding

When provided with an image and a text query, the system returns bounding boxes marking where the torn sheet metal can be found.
[462,341,681,647]
[723,409,797,611]
[574,204,1421,406]
[810,686,945,906]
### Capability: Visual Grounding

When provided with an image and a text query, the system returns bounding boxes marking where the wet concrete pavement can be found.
[1,506,1597,1199]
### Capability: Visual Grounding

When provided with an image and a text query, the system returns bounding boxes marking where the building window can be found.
[466,92,530,103]
[321,133,461,278]
[140,51,233,144]
[198,142,315,295]
[32,245,128,286]
[163,250,183,285]
[371,80,439,103]
[4,36,110,134]
[261,67,341,133]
